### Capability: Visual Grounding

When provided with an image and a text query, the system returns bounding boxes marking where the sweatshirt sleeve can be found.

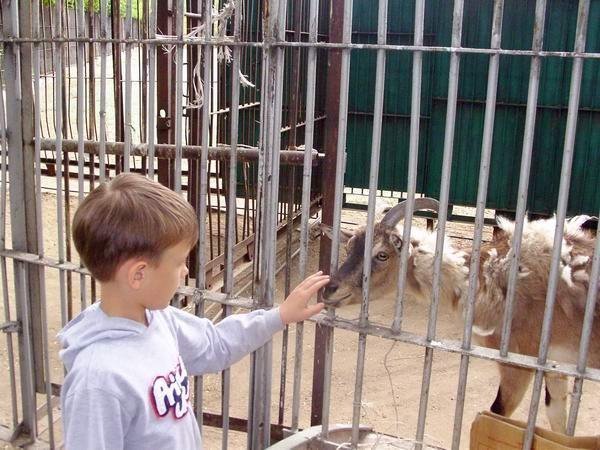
[62,387,131,450]
[170,306,285,375]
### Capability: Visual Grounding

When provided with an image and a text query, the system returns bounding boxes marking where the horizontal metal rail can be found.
[38,139,323,165]
[4,37,600,59]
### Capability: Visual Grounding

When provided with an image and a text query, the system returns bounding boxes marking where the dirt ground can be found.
[1,191,599,449]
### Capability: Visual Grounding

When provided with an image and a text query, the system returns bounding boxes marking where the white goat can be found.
[321,198,599,433]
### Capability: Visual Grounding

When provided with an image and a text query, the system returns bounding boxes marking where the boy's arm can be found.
[172,307,285,375]
[62,388,130,450]
[172,272,329,375]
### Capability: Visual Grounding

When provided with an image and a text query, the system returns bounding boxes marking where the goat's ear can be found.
[320,223,354,244]
[389,233,403,251]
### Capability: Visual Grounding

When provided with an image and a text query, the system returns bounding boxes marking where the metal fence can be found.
[1,0,600,449]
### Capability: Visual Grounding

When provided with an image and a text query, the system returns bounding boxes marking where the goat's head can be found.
[321,198,440,307]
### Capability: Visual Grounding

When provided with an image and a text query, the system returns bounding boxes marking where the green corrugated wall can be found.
[345,0,600,215]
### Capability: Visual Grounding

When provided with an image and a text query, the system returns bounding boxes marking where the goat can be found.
[321,198,599,433]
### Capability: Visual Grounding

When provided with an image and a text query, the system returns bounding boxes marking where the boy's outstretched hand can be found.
[279,271,330,324]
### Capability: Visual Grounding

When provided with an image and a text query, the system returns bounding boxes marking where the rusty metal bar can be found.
[38,139,323,165]
[312,0,350,431]
[8,36,600,60]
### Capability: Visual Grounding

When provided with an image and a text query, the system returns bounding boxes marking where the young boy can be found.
[58,173,329,449]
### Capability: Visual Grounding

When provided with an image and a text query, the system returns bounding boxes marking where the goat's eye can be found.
[376,252,389,261]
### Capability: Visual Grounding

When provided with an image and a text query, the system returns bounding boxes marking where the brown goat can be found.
[321,198,599,433]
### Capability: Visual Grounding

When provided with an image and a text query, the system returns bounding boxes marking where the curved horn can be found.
[381,197,440,227]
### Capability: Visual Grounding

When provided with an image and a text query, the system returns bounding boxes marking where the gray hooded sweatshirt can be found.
[58,302,284,449]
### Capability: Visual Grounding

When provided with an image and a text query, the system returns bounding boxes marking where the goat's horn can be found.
[381,197,440,227]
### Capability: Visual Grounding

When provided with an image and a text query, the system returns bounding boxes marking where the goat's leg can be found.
[490,364,533,417]
[544,372,568,433]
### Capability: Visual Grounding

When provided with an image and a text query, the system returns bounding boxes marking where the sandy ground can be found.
[1,192,599,450]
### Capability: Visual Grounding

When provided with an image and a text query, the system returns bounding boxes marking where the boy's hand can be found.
[279,271,330,324]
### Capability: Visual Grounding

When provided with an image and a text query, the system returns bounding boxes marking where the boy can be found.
[59,173,329,449]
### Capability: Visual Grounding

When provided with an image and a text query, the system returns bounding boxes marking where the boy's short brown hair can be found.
[73,173,199,282]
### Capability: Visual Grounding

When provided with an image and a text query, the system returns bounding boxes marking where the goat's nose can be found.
[323,280,339,299]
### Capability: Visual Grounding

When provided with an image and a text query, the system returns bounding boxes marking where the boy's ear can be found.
[127,260,147,289]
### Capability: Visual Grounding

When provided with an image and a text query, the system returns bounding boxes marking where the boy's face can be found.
[142,241,191,310]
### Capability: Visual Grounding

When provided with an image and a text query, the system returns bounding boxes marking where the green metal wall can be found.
[345,0,600,215]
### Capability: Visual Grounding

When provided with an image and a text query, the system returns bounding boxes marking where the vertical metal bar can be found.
[193,0,213,433]
[15,262,37,440]
[4,0,43,433]
[313,0,352,435]
[250,0,272,443]
[51,0,68,329]
[265,1,287,446]
[123,0,133,172]
[76,0,86,198]
[500,0,547,358]
[523,1,589,446]
[147,0,157,178]
[33,1,56,445]
[415,1,464,447]
[221,2,243,447]
[0,52,19,432]
[292,0,319,432]
[451,1,504,448]
[350,0,387,445]
[279,0,303,427]
[568,164,599,434]
[391,0,426,333]
[98,0,108,183]
[156,0,174,186]
[249,1,287,447]
[173,0,184,192]
[76,0,87,314]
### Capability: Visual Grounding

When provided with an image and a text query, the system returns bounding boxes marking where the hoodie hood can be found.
[58,302,149,371]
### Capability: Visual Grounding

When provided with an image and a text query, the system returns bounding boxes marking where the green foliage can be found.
[40,0,142,20]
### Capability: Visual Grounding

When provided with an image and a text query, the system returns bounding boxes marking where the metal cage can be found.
[1,0,599,449]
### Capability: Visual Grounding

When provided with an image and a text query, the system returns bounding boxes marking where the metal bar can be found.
[147,0,157,178]
[156,0,174,186]
[0,48,19,431]
[451,1,504,448]
[33,1,56,445]
[75,0,87,315]
[221,2,243,447]
[98,0,108,183]
[173,0,184,191]
[500,0,547,360]
[123,0,133,173]
[193,0,213,432]
[292,0,319,432]
[260,1,287,446]
[3,0,40,435]
[76,0,86,198]
[309,313,600,381]
[392,0,425,333]
[53,0,68,329]
[15,262,37,441]
[524,0,590,445]
[8,36,600,60]
[351,0,388,445]
[314,0,352,435]
[279,0,303,426]
[250,0,277,446]
[415,1,464,447]
[38,139,322,164]
[568,191,600,433]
